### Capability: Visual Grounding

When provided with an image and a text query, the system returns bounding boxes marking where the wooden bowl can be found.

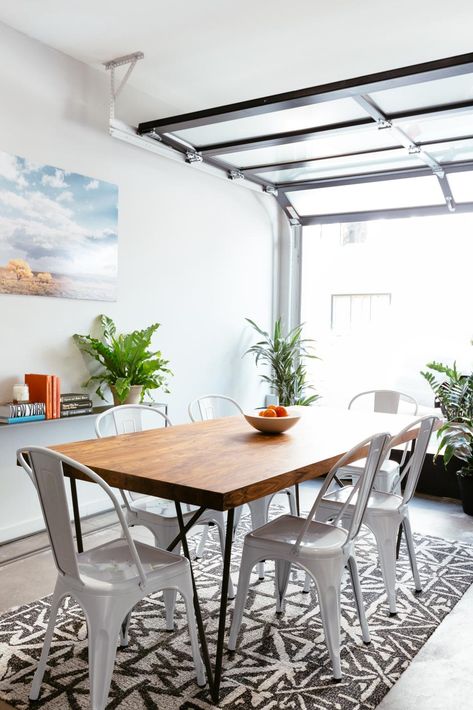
[243,408,302,434]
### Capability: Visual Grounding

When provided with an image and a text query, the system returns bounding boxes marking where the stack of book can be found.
[0,401,46,424]
[60,393,93,417]
[25,373,61,419]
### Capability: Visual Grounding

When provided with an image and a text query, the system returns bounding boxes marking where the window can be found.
[340,222,367,246]
[331,293,391,330]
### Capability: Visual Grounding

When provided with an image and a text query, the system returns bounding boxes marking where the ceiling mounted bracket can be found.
[104,51,144,121]
[264,185,279,196]
[185,150,203,164]
[228,169,245,180]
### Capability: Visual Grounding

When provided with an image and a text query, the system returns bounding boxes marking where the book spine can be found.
[46,376,53,420]
[56,377,61,420]
[0,402,46,417]
[60,394,90,403]
[60,407,93,417]
[61,400,93,411]
[0,415,46,423]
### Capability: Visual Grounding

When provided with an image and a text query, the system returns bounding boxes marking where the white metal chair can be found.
[188,394,298,579]
[17,447,205,710]
[338,390,419,494]
[95,404,234,630]
[228,431,390,680]
[316,415,438,615]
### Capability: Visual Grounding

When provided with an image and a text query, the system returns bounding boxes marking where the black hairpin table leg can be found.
[174,502,235,703]
[295,483,301,516]
[70,478,83,553]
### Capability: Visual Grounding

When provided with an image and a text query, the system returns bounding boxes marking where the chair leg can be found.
[195,524,209,559]
[403,514,422,592]
[161,588,177,631]
[275,559,292,613]
[303,573,311,593]
[347,554,370,644]
[312,568,343,680]
[228,551,259,651]
[248,499,269,580]
[181,581,206,687]
[215,517,235,599]
[367,516,399,615]
[86,604,124,710]
[30,583,63,700]
[232,505,243,540]
[119,611,132,647]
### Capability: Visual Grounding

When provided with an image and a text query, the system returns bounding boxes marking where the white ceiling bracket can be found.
[228,169,245,180]
[185,151,203,164]
[103,51,144,122]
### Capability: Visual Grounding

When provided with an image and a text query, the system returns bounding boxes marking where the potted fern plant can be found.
[421,359,473,515]
[74,315,172,405]
[245,317,319,406]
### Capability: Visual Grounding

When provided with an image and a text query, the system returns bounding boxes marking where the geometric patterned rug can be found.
[1,512,473,710]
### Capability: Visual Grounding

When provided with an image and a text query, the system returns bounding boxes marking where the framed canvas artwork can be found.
[0,150,118,301]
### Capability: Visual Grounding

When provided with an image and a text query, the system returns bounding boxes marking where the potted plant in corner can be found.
[421,359,473,515]
[245,317,319,406]
[74,315,172,405]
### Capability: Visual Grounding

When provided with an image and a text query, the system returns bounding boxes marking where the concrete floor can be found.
[0,483,472,709]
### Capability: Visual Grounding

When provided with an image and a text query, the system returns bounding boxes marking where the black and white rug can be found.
[1,515,473,710]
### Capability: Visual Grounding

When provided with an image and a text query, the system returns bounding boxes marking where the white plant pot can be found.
[111,385,143,406]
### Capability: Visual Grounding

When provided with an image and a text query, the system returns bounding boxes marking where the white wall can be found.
[0,22,286,541]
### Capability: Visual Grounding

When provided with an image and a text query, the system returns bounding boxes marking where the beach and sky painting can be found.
[0,150,118,301]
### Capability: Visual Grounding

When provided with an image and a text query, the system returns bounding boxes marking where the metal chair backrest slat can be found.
[188,394,243,422]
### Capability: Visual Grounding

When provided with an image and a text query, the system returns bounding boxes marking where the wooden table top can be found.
[49,406,423,511]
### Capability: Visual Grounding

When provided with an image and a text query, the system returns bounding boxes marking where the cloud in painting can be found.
[0,150,118,287]
[0,153,28,188]
[41,169,68,189]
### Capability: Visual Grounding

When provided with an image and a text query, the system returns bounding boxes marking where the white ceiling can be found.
[1,0,472,119]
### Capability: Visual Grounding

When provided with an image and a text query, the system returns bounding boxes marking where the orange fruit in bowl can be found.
[267,404,278,411]
[259,408,277,417]
[275,405,289,417]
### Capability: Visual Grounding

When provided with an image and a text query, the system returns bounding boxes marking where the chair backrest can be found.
[95,405,171,505]
[388,415,438,503]
[95,404,172,438]
[188,394,243,422]
[349,389,418,415]
[17,447,147,588]
[294,431,391,553]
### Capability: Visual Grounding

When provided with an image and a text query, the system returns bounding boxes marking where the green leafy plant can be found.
[74,315,172,404]
[421,357,473,476]
[245,317,319,406]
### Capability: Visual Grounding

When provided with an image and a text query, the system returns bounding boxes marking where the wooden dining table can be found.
[51,405,423,702]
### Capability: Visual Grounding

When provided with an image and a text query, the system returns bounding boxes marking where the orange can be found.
[259,408,277,417]
[275,406,289,417]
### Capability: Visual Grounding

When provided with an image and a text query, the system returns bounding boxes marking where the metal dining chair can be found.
[338,389,419,494]
[95,404,234,630]
[17,447,205,710]
[228,431,390,680]
[188,394,298,579]
[316,415,438,615]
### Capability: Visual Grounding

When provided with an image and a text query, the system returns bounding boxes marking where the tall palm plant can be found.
[245,317,319,406]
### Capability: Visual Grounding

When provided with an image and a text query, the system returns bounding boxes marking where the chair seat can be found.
[78,538,186,592]
[342,457,400,474]
[322,486,403,514]
[246,514,347,556]
[130,496,196,518]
